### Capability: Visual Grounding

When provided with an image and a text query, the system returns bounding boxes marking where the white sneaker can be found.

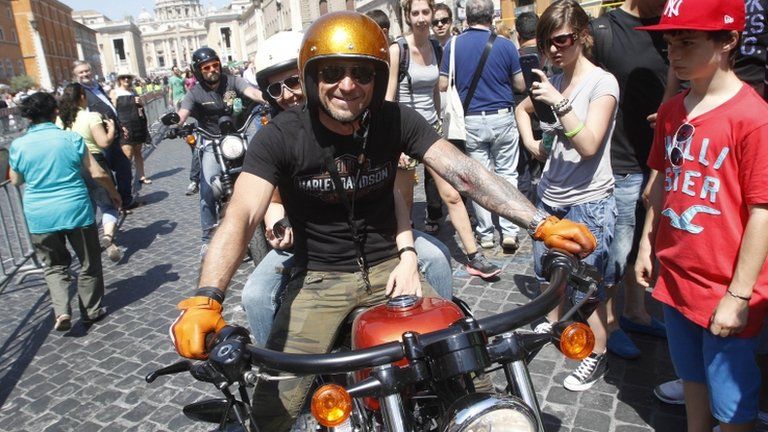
[653,379,684,405]
[534,321,552,334]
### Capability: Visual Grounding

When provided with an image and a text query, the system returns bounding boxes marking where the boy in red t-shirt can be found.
[635,0,768,430]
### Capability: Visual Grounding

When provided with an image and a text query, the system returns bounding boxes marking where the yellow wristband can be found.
[564,122,585,138]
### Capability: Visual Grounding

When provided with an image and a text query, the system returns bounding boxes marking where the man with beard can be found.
[72,61,137,210]
[173,47,262,249]
[170,12,596,431]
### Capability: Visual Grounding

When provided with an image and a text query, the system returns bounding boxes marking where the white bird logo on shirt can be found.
[662,205,721,234]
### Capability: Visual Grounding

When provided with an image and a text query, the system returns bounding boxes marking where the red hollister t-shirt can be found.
[647,84,768,338]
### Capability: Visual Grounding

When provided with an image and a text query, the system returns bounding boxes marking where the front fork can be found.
[503,360,545,431]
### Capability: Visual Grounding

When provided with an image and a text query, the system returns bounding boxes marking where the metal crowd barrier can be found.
[0,158,42,293]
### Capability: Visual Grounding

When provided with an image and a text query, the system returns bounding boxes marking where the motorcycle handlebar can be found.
[242,252,576,375]
[172,108,261,140]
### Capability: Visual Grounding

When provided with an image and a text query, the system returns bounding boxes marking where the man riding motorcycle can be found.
[170,11,596,432]
[241,31,455,346]
[174,47,264,247]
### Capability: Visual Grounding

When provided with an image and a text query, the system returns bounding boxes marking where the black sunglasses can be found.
[318,65,375,85]
[549,33,578,49]
[432,17,451,26]
[669,122,694,167]
[266,75,301,99]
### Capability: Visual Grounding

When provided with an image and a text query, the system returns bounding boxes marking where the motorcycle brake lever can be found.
[568,260,602,294]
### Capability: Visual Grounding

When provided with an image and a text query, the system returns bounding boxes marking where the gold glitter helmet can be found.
[298,11,390,115]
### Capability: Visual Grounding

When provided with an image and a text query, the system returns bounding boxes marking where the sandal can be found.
[424,219,440,234]
[54,314,72,331]
[100,234,114,250]
[140,177,153,185]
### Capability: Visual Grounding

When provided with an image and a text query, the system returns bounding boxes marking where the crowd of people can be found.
[6,0,767,430]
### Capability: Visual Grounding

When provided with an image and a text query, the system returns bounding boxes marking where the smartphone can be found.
[519,54,557,124]
[272,216,291,240]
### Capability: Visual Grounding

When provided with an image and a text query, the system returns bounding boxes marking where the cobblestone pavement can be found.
[0,136,688,431]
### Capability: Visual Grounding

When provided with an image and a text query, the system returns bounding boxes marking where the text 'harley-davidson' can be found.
[160,107,270,263]
[147,250,602,432]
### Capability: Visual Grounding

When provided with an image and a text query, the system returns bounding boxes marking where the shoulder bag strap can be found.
[463,32,497,113]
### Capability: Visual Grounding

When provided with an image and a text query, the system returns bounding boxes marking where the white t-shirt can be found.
[537,67,619,207]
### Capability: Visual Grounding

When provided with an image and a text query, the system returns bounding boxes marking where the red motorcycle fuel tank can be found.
[351,296,464,410]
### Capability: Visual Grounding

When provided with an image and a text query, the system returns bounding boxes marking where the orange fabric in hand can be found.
[170,296,226,359]
[534,216,597,257]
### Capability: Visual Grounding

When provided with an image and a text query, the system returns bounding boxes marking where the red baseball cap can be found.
[636,0,745,32]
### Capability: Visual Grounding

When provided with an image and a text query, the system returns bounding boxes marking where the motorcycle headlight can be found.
[442,394,538,432]
[220,135,245,160]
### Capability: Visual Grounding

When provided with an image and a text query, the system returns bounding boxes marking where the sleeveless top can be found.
[397,55,439,124]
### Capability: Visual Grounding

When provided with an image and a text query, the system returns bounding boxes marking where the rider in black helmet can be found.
[174,47,265,250]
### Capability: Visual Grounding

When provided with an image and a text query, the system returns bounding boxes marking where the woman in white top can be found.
[515,0,619,392]
[385,0,501,279]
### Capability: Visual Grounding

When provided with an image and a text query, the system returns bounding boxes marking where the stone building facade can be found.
[0,0,24,85]
[11,0,77,89]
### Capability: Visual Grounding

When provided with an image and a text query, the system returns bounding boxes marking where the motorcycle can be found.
[161,106,271,264]
[147,249,601,431]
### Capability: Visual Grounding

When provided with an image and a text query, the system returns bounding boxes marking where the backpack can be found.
[589,13,614,68]
[394,36,443,96]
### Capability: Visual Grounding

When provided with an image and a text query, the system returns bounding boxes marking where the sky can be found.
[60,0,231,21]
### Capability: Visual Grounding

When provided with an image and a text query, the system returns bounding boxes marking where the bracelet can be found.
[195,287,226,304]
[553,98,572,116]
[527,209,550,237]
[398,246,417,257]
[564,122,585,138]
[726,288,751,301]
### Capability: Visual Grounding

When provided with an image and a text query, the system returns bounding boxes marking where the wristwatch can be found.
[553,98,572,117]
[527,209,550,237]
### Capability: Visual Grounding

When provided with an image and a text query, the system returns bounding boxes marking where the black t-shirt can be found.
[590,8,668,174]
[243,103,439,272]
[180,74,252,134]
[735,0,768,90]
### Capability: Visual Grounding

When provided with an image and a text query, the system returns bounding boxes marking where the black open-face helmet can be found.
[191,47,221,85]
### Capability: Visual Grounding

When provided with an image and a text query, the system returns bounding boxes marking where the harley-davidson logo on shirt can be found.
[295,154,392,203]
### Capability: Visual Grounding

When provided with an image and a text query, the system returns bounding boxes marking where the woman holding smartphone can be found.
[514,0,619,392]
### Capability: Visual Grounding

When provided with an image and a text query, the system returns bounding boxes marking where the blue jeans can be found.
[533,195,616,302]
[241,230,454,346]
[198,141,222,242]
[464,112,520,241]
[605,173,647,286]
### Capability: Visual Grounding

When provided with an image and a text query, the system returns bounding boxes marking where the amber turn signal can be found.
[185,134,196,147]
[310,384,352,427]
[558,322,595,360]
[261,115,269,126]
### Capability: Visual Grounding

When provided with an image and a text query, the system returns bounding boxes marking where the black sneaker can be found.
[83,307,107,325]
[563,351,607,391]
[466,253,501,279]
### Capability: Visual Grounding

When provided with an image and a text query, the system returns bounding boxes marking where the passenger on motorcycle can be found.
[241,31,456,346]
[170,12,597,432]
[173,47,265,246]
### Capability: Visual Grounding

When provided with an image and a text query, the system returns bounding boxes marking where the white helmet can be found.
[254,31,303,96]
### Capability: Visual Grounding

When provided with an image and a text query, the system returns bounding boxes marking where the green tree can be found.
[10,75,36,92]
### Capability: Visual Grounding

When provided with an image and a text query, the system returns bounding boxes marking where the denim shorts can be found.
[533,195,616,302]
[663,305,760,424]
[605,173,647,286]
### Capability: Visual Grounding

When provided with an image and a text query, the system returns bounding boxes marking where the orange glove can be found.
[170,296,226,359]
[534,216,597,257]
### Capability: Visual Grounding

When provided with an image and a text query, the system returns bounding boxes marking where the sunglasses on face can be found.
[669,122,694,167]
[549,33,578,49]
[432,17,451,27]
[318,65,375,85]
[266,75,301,99]
[200,61,221,72]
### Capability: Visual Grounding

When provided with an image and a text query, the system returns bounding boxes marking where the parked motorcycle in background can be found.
[161,105,271,264]
[148,249,602,431]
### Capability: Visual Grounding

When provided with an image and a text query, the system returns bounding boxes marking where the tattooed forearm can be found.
[423,140,537,227]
